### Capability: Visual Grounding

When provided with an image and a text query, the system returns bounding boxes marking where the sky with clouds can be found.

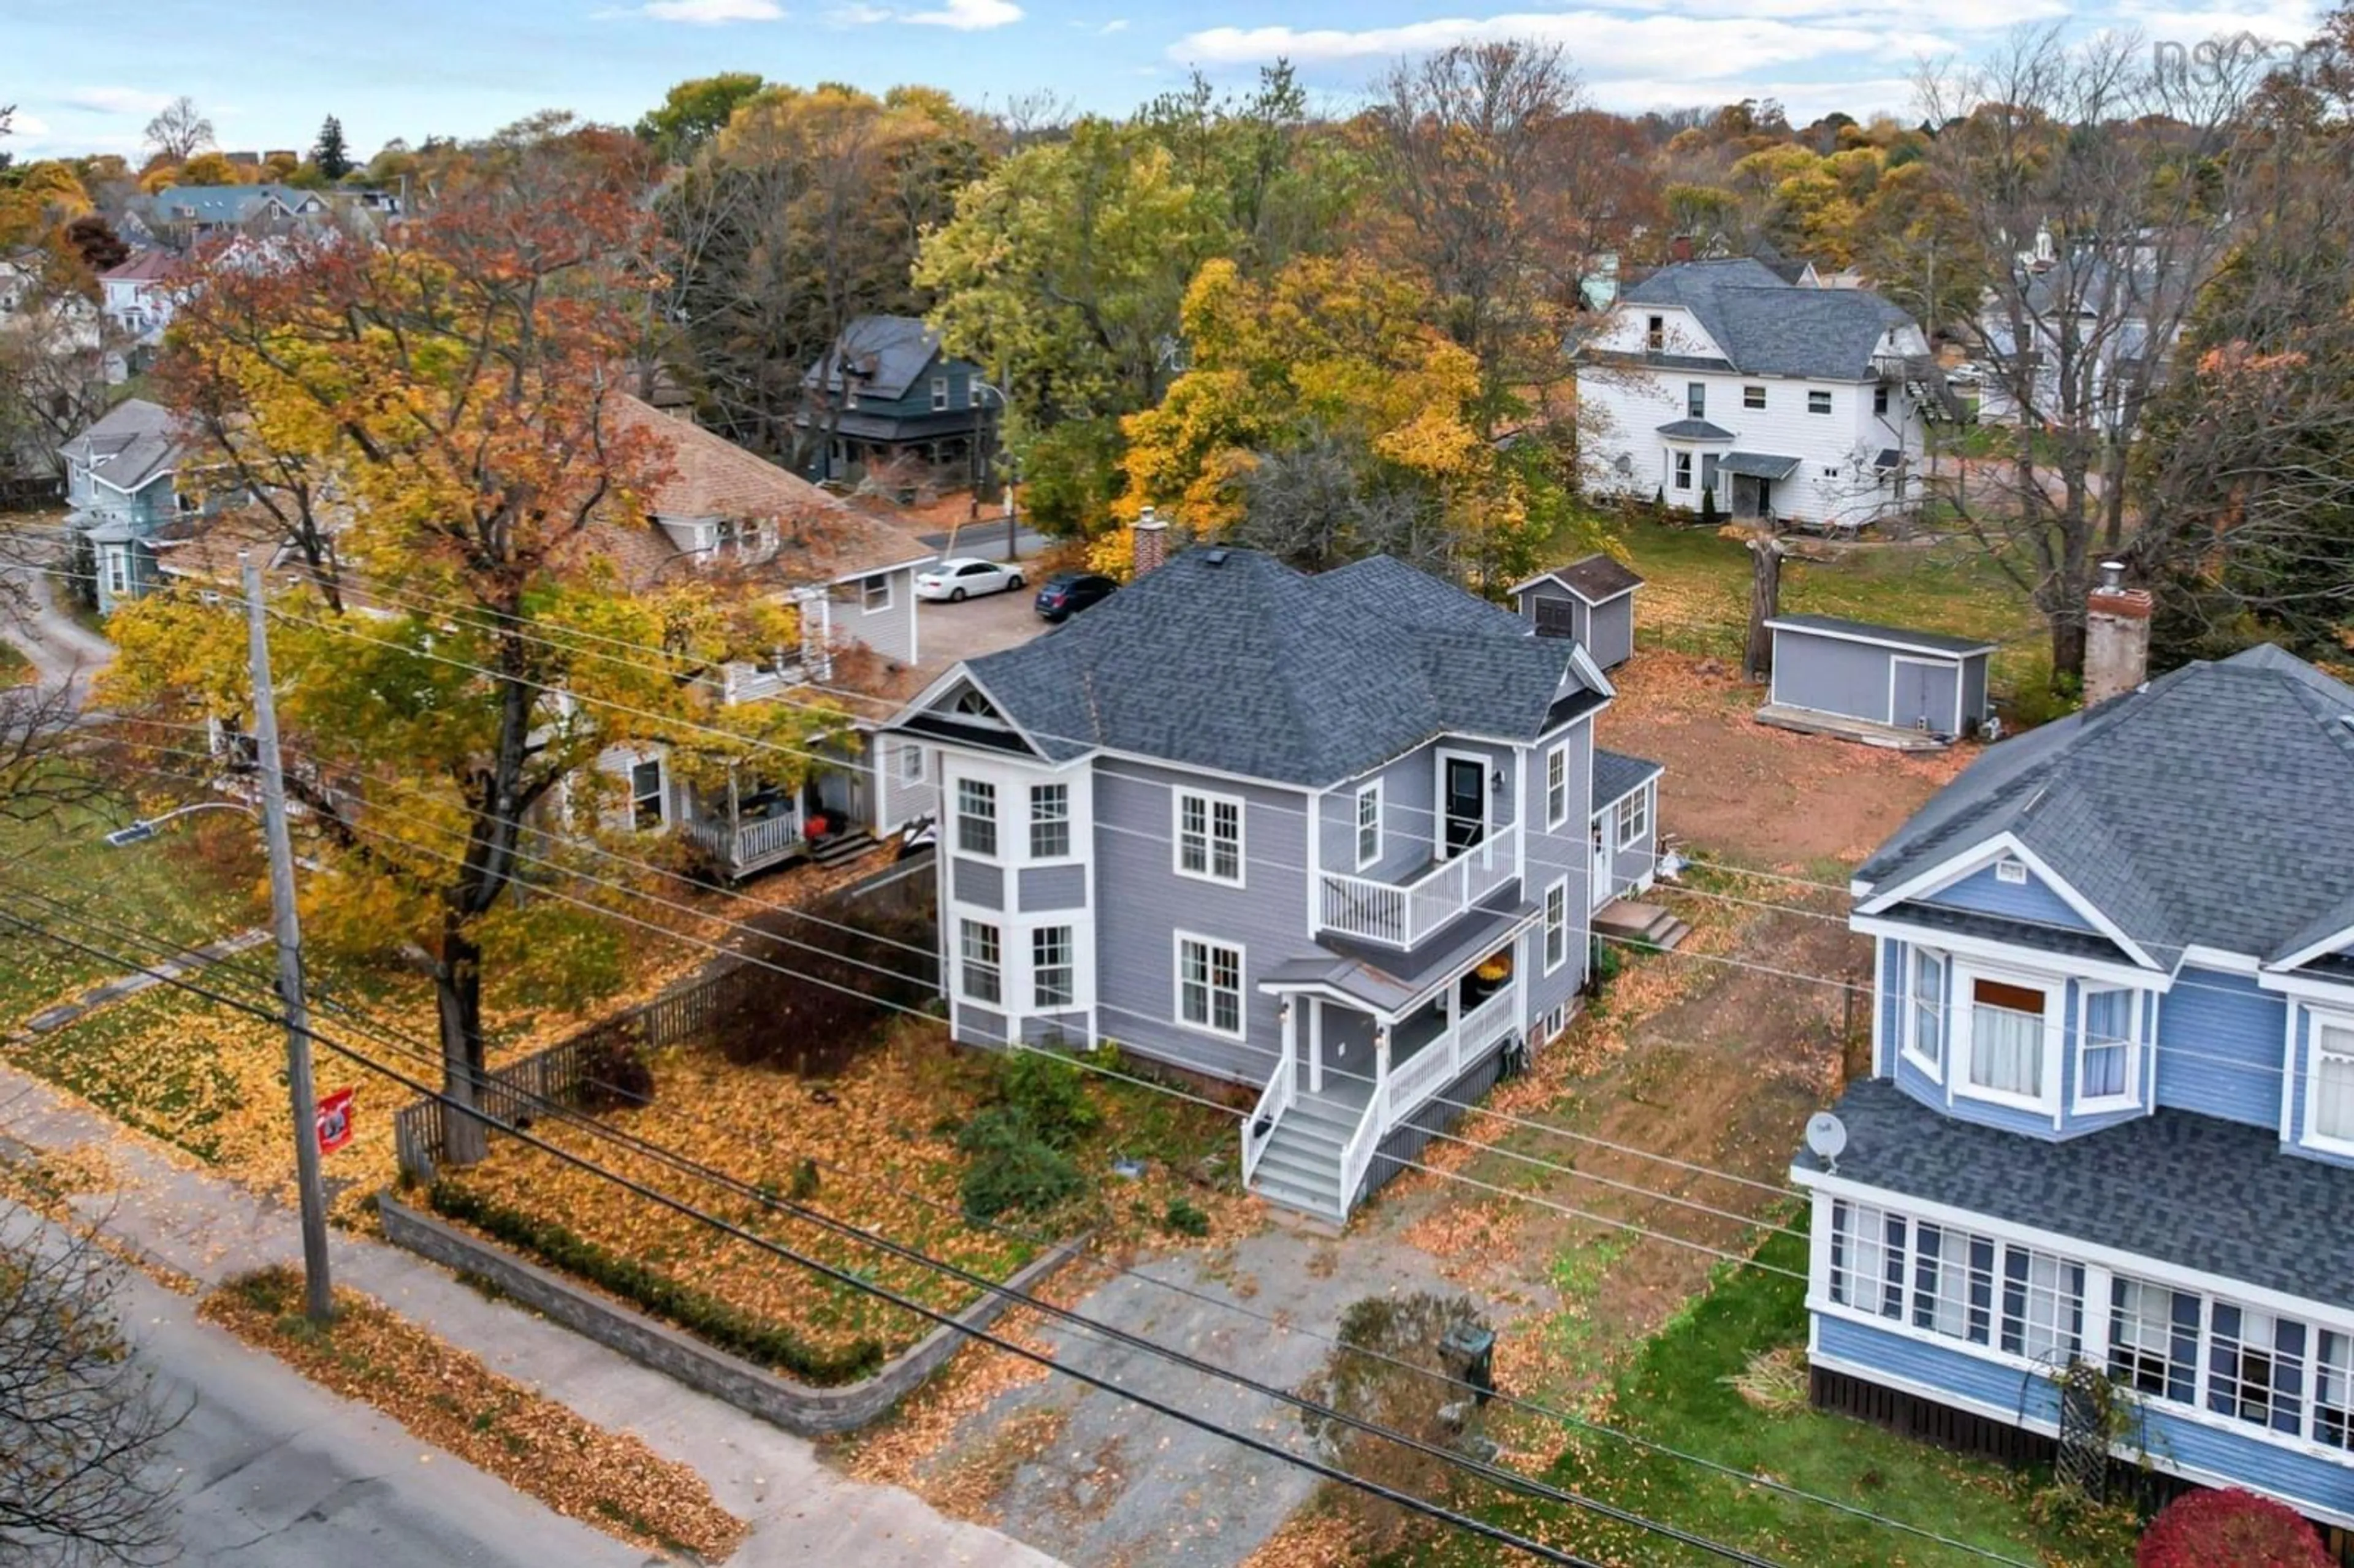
[2,0,2325,162]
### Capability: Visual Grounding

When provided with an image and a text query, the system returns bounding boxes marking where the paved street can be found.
[1,547,115,706]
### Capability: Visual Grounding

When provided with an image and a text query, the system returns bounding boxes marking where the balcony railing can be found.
[1317,823,1518,948]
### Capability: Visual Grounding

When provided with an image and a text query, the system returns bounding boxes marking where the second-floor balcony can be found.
[1317,820,1519,949]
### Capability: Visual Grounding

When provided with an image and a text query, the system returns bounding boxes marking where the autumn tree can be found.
[109,127,839,1164]
[311,115,352,181]
[1915,27,2268,680]
[63,214,129,275]
[143,96,214,164]
[634,72,766,164]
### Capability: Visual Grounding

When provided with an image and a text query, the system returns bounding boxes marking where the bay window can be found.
[1827,1199,1906,1320]
[1965,976,2048,1103]
[1033,926,1074,1008]
[1029,783,1070,859]
[2078,986,2135,1105]
[957,778,997,856]
[1906,948,1945,1076]
[1998,1246,2084,1361]
[959,919,1002,1005]
[2209,1303,2306,1435]
[2307,1017,2354,1149]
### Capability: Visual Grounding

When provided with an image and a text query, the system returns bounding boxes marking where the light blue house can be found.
[1796,642,2354,1528]
[883,546,1660,1222]
[59,399,184,613]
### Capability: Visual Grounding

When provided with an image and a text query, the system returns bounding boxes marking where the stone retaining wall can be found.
[378,1192,1083,1436]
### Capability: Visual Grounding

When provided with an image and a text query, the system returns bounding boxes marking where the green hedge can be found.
[427,1181,883,1387]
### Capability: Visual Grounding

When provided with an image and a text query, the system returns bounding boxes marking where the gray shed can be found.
[1512,554,1643,669]
[1764,615,1994,740]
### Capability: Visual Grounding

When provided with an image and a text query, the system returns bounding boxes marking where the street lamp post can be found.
[967,378,1015,559]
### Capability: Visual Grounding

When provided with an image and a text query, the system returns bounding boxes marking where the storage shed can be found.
[1762,615,1994,744]
[1512,555,1642,669]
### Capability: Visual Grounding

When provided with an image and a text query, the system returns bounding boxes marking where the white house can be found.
[97,251,182,379]
[1575,258,1954,531]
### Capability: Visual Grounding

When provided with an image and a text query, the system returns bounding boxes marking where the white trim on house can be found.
[1544,742,1569,831]
[1854,831,2162,972]
[1173,929,1247,1042]
[1948,956,2066,1117]
[2298,1004,2354,1158]
[1543,877,1569,975]
[1504,569,1639,609]
[1761,618,1998,660]
[2272,926,2354,975]
[1432,747,1494,861]
[1870,931,1892,1078]
[2260,969,2354,1005]
[1853,913,2162,991]
[1171,786,1246,889]
[1886,653,1967,737]
[1900,944,1945,1083]
[1355,780,1383,870]
[2071,983,2143,1114]
[1612,787,1649,851]
[2185,945,2266,975]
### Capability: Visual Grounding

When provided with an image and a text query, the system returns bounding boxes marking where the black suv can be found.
[1035,571,1118,622]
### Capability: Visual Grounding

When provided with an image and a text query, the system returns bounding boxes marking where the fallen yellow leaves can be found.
[202,1268,745,1561]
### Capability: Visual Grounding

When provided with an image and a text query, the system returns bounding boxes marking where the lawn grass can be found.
[0,637,28,685]
[1399,1224,2138,1568]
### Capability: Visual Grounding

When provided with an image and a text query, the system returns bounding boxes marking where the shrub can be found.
[2137,1488,2329,1568]
[1699,484,1721,528]
[573,1032,653,1113]
[997,1049,1100,1149]
[710,892,939,1075]
[956,1106,1086,1220]
[426,1182,883,1386]
[1162,1197,1209,1238]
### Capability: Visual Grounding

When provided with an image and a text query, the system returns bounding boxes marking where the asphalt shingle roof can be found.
[1808,1079,2354,1306]
[1518,554,1643,604]
[1769,614,1996,658]
[1593,748,1662,808]
[804,314,955,401]
[1860,644,2354,963]
[954,549,1594,786]
[61,398,179,492]
[1655,418,1735,440]
[1620,259,1915,380]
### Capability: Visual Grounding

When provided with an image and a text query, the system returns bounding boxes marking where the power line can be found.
[0,899,1786,1568]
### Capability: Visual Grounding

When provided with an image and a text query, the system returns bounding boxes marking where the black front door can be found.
[1444,757,1486,856]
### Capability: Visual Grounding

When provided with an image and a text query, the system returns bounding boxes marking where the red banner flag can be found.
[316,1089,354,1155]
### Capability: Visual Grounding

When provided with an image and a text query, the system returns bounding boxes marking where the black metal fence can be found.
[394,962,741,1180]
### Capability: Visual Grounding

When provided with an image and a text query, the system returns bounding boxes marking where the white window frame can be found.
[2301,1008,2354,1157]
[1354,782,1382,870]
[931,375,950,411]
[1613,787,1648,851]
[1951,961,2063,1114]
[2073,984,2141,1113]
[956,777,998,858]
[1686,381,1705,418]
[627,753,667,831]
[959,918,1002,1006]
[1029,782,1071,861]
[896,743,925,785]
[1807,389,1833,415]
[1544,744,1568,830]
[1174,931,1246,1041]
[1173,788,1245,888]
[1904,945,1946,1081]
[1743,384,1766,409]
[104,547,130,598]
[1032,925,1075,1009]
[860,573,892,613]
[1672,451,1693,490]
[1542,878,1569,975]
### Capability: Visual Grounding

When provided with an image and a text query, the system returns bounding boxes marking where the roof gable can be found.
[1619,259,1916,380]
[806,315,960,401]
[1859,645,2354,963]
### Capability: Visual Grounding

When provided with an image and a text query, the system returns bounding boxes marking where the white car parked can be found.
[915,557,1026,602]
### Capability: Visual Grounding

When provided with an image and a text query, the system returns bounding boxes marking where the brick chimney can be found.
[1132,506,1168,576]
[2084,560,2153,706]
[1670,234,1694,263]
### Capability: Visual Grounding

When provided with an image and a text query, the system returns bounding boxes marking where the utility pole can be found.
[243,556,333,1324]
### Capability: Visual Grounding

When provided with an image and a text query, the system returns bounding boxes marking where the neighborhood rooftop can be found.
[58,398,180,493]
[804,313,948,401]
[1860,642,2354,962]
[945,547,1602,786]
[1618,257,1913,379]
[1593,748,1664,808]
[1764,613,1996,658]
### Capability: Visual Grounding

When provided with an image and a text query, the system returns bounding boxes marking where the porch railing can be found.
[1240,1029,1297,1187]
[1317,821,1518,949]
[1387,984,1520,1127]
[679,810,804,874]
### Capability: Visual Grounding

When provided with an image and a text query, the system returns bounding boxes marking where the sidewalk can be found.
[0,1062,1062,1568]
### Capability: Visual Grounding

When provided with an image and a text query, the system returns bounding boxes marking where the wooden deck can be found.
[1753,702,1954,753]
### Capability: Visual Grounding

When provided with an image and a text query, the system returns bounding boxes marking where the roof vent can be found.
[1205,549,1230,568]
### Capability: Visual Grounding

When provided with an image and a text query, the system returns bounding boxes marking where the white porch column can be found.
[1446,983,1461,1072]
[1279,999,1298,1089]
[1376,1024,1392,1125]
[1308,998,1324,1094]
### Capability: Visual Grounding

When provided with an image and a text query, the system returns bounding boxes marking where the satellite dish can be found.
[1805,1112,1848,1172]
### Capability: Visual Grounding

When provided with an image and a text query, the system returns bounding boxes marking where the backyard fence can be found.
[0,474,64,512]
[394,961,744,1181]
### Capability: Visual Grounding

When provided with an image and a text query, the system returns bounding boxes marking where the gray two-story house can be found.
[883,546,1650,1222]
[799,314,996,489]
[60,398,184,613]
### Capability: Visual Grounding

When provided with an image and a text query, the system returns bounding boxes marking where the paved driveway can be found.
[916,580,1053,668]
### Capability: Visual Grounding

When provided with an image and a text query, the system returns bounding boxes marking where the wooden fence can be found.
[394,962,743,1181]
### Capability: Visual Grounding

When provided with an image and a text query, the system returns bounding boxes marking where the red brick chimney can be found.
[1132,506,1168,576]
[1670,234,1694,263]
[2084,560,2153,706]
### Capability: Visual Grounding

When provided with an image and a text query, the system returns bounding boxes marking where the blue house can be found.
[798,315,996,489]
[59,399,185,613]
[1796,639,2354,1528]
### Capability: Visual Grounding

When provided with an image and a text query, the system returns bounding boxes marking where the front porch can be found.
[1243,919,1532,1222]
[677,763,877,881]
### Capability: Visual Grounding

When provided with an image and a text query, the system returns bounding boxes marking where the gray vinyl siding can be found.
[1921,864,2093,930]
[1962,657,1990,731]
[1090,759,1309,1086]
[952,856,1004,910]
[1522,717,1594,1023]
[1891,660,1959,733]
[1772,629,1895,723]
[2155,965,2286,1130]
[1018,864,1088,911]
[1021,1011,1090,1048]
[1604,780,1656,902]
[1320,736,1514,883]
[1518,583,1588,644]
[874,735,937,835]
[1585,592,1635,669]
[956,1005,1008,1045]
[839,565,920,668]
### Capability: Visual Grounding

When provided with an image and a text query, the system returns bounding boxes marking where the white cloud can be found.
[826,1,891,20]
[1096,17,1130,32]
[641,0,785,21]
[2119,0,2318,41]
[904,0,1022,28]
[58,86,175,116]
[1174,13,1932,79]
[7,110,53,139]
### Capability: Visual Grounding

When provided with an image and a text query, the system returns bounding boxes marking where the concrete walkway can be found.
[0,1064,1062,1568]
[19,928,270,1035]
